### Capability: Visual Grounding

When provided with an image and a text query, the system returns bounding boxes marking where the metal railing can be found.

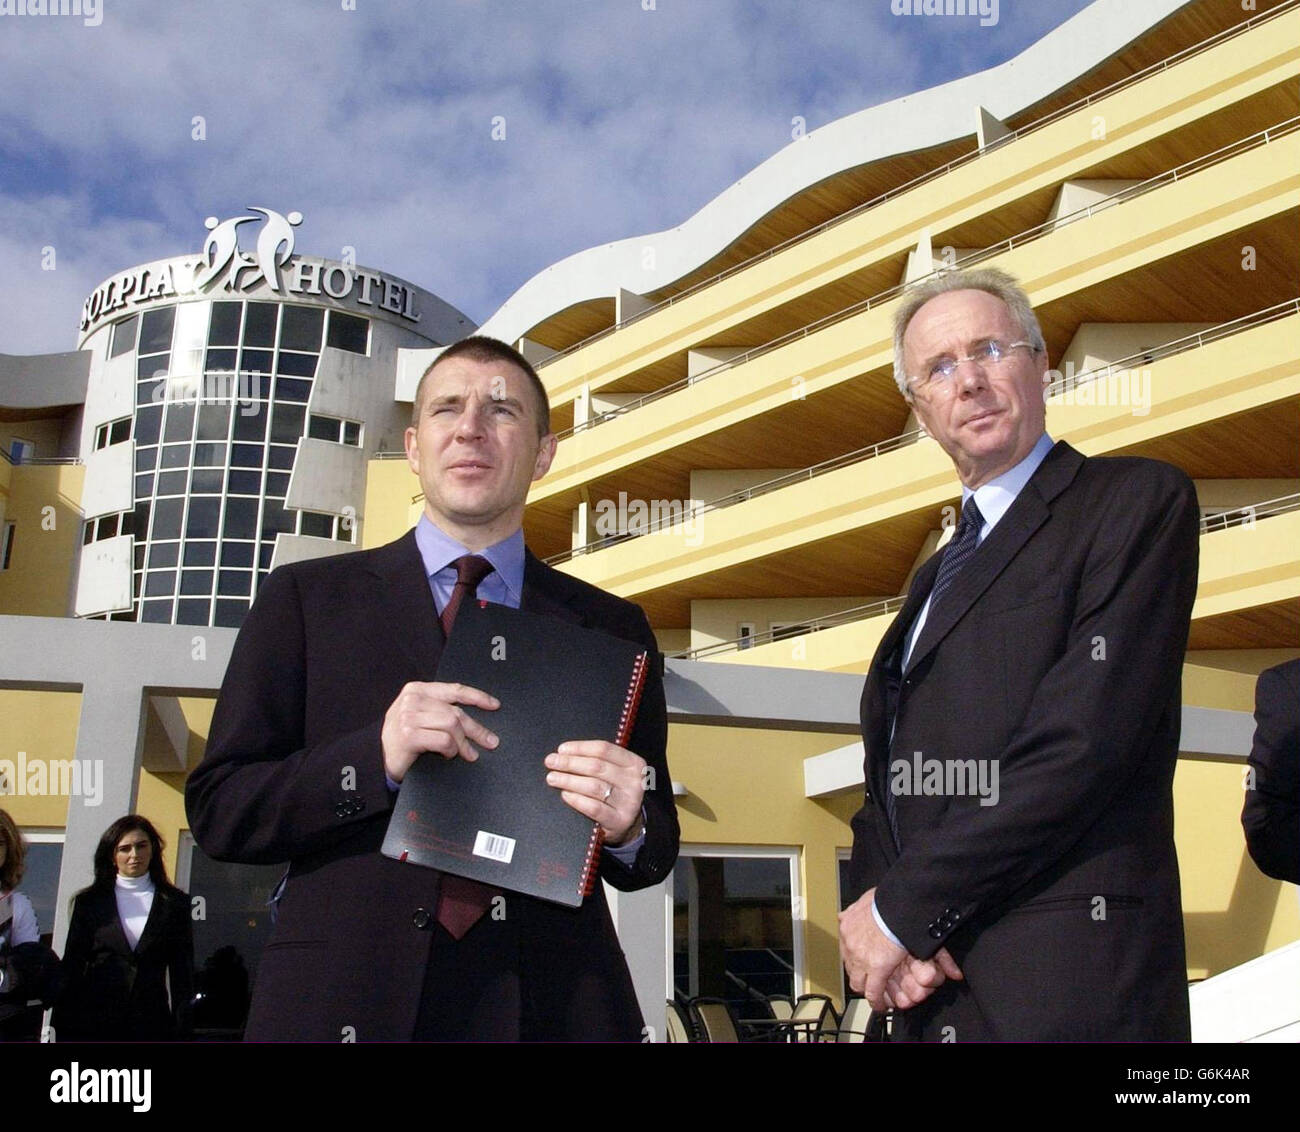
[0,449,82,467]
[554,114,1300,441]
[535,1,1298,372]
[669,492,1300,661]
[546,299,1299,565]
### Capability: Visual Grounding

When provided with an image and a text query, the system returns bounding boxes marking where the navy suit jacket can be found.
[850,441,1198,1041]
[186,530,678,1041]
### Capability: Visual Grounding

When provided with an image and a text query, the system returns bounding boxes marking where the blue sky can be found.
[0,0,1096,354]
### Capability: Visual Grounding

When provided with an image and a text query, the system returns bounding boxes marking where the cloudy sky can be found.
[0,0,1096,355]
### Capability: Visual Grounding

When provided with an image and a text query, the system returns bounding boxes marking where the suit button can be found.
[412,908,431,930]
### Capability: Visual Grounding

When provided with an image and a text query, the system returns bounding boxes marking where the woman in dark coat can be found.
[54,815,193,1041]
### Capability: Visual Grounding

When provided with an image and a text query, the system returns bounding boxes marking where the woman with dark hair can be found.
[53,815,194,1041]
[0,809,39,948]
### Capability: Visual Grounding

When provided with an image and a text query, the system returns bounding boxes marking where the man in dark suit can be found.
[839,268,1198,1041]
[186,336,678,1041]
[1242,658,1300,885]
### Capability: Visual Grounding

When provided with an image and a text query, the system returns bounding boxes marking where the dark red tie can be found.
[435,555,499,939]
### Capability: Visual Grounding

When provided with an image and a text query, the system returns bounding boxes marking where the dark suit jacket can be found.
[53,883,193,1041]
[849,441,1198,1041]
[185,530,678,1042]
[1242,658,1300,884]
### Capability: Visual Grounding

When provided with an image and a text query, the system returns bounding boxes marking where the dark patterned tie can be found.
[435,555,499,939]
[929,495,984,612]
[885,496,984,844]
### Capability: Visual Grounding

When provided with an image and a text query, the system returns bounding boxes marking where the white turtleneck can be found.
[115,873,155,950]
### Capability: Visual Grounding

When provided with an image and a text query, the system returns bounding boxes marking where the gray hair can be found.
[892,267,1046,398]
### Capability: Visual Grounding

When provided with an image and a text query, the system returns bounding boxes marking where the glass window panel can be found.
[206,348,238,375]
[213,599,249,628]
[220,542,255,568]
[226,469,261,496]
[258,545,275,569]
[133,572,142,599]
[156,470,188,496]
[270,404,305,445]
[145,570,177,597]
[95,424,108,450]
[111,314,138,357]
[110,418,132,445]
[172,301,209,375]
[307,414,337,441]
[135,473,154,498]
[249,374,273,400]
[274,352,317,378]
[243,302,278,348]
[163,403,196,444]
[135,445,157,473]
[98,514,119,540]
[190,468,224,494]
[327,312,369,355]
[223,498,259,540]
[267,445,295,471]
[274,377,312,402]
[260,500,294,536]
[280,306,323,352]
[208,302,242,346]
[184,541,217,567]
[82,521,94,546]
[342,421,361,447]
[187,497,222,538]
[148,542,179,569]
[300,512,333,539]
[119,511,134,537]
[134,544,147,570]
[196,404,231,442]
[240,349,273,378]
[137,379,165,406]
[176,599,211,626]
[134,405,162,446]
[233,406,267,442]
[180,569,213,596]
[230,443,263,468]
[137,354,169,380]
[151,498,184,540]
[140,600,172,624]
[161,444,190,470]
[265,472,290,497]
[133,501,151,536]
[217,570,252,597]
[139,307,176,354]
[335,522,353,543]
[194,442,228,467]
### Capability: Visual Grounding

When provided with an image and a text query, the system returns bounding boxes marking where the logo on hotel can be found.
[194,206,305,293]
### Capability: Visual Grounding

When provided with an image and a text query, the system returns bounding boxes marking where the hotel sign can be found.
[79,207,423,336]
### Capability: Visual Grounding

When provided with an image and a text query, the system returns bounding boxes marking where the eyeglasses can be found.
[907,339,1039,397]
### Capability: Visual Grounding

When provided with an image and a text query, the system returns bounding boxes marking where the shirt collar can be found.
[414,515,526,605]
[962,432,1054,534]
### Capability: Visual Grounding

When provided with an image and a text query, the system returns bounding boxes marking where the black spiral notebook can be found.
[381,600,650,907]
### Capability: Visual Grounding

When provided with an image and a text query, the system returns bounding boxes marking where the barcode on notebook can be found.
[473,830,516,864]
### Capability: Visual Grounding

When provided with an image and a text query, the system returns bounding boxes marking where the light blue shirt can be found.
[400,515,644,863]
[875,433,1055,947]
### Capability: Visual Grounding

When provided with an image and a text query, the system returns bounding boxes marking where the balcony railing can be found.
[536,1,1299,372]
[555,115,1300,441]
[545,300,1299,566]
[669,492,1300,661]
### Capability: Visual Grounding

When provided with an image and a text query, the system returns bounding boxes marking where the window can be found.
[7,438,34,464]
[737,622,756,649]
[307,414,362,446]
[327,311,369,355]
[94,418,131,450]
[2,521,16,569]
[298,511,355,542]
[671,849,801,1008]
[770,622,812,642]
[110,314,138,358]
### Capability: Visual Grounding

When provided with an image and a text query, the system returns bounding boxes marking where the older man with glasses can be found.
[839,267,1199,1041]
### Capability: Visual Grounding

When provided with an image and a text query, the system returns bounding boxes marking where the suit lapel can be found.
[134,886,169,955]
[521,551,586,627]
[364,529,446,679]
[905,441,1083,674]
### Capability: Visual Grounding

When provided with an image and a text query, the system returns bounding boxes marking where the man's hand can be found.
[545,741,647,845]
[838,887,963,1011]
[381,681,500,784]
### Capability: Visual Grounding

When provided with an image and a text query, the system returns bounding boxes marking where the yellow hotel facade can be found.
[1,0,1296,1038]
